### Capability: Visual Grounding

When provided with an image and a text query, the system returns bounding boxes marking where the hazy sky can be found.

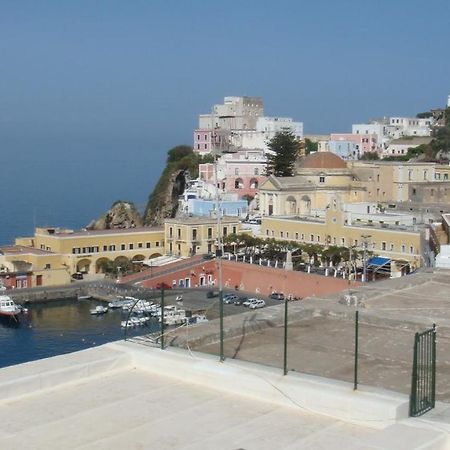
[1,0,449,148]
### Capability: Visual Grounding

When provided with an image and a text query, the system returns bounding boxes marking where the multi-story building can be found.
[329,133,378,158]
[199,149,267,199]
[258,152,366,216]
[165,217,240,258]
[261,206,423,272]
[387,117,434,139]
[4,227,166,286]
[350,160,450,203]
[382,137,432,158]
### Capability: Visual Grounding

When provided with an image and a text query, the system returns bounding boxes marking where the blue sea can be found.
[0,135,168,245]
[0,299,160,368]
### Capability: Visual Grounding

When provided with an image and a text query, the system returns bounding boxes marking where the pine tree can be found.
[265,129,299,177]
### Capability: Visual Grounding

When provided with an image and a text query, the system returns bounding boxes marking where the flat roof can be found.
[0,245,54,256]
[36,227,164,238]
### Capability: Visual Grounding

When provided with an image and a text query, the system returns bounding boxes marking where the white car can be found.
[243,298,259,307]
[249,299,266,309]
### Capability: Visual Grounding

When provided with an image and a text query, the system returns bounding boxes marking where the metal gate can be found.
[410,324,436,417]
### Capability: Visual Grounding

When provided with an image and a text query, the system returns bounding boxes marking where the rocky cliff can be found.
[87,201,143,230]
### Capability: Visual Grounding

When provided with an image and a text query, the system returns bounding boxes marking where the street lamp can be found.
[361,235,372,282]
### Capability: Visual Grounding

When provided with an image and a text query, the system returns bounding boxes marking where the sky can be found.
[1,0,449,150]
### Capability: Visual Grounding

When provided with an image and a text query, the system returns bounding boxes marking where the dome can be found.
[298,152,347,170]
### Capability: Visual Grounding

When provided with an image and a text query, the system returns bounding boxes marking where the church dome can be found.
[298,152,347,170]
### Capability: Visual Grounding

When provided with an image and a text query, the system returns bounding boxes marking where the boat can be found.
[77,294,92,301]
[89,305,108,315]
[0,295,22,319]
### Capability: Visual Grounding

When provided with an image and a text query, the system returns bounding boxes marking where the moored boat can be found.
[89,305,108,315]
[0,295,22,319]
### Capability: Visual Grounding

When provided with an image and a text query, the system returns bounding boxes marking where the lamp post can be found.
[361,234,372,282]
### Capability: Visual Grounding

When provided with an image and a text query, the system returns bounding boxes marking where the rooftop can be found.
[0,245,54,256]
[298,152,348,170]
[36,226,164,238]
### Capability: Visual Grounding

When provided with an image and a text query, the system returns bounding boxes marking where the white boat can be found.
[90,305,108,315]
[0,295,21,319]
[158,305,186,326]
[77,295,92,301]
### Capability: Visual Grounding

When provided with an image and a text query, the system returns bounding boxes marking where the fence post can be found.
[219,289,224,362]
[432,323,437,409]
[283,297,288,375]
[353,310,359,390]
[160,285,165,350]
[410,332,419,416]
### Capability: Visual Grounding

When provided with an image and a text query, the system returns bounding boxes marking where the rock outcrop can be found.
[87,201,143,230]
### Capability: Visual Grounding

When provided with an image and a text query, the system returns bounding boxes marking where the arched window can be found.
[235,178,244,189]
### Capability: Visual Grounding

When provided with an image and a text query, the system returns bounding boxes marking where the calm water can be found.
[0,136,167,245]
[0,299,159,368]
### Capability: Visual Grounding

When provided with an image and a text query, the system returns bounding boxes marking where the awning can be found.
[367,257,390,266]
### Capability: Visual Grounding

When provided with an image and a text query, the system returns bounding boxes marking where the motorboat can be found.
[0,295,21,319]
[89,305,108,315]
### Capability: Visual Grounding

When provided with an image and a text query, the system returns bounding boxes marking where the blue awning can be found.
[367,257,390,266]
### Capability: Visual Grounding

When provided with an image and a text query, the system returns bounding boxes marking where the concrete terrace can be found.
[1,343,450,449]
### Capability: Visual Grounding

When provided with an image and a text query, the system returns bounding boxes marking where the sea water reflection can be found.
[0,299,158,368]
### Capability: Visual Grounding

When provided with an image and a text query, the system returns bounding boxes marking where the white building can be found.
[352,122,389,150]
[387,117,434,139]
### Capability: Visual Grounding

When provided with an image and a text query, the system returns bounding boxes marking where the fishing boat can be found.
[89,305,108,315]
[0,294,22,319]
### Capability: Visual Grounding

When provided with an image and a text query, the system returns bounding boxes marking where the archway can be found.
[235,178,244,189]
[95,257,113,274]
[113,256,130,276]
[285,196,297,215]
[131,254,146,273]
[250,178,258,189]
[149,252,162,259]
[300,195,311,215]
[76,258,92,274]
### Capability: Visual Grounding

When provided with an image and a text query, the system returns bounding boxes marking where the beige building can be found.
[350,160,450,203]
[261,207,423,270]
[259,153,366,216]
[9,227,165,286]
[165,217,240,258]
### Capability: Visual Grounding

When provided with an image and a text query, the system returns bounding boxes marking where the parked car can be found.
[224,294,238,304]
[71,272,84,280]
[249,299,266,309]
[206,290,218,299]
[233,296,247,306]
[243,298,259,307]
[270,292,285,301]
[202,253,215,260]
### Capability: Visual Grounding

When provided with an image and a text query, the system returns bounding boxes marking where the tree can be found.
[361,151,379,161]
[265,130,299,177]
[304,138,318,155]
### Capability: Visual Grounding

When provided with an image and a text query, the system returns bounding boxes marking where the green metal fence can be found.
[410,324,436,417]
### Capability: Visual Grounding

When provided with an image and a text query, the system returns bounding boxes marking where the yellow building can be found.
[11,226,165,285]
[165,217,240,258]
[259,153,367,216]
[350,160,450,203]
[261,207,422,269]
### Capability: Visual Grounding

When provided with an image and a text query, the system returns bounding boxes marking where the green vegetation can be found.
[361,151,379,161]
[265,129,300,177]
[223,234,367,269]
[143,145,214,224]
[304,138,318,155]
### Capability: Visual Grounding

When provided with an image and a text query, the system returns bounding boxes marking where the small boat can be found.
[90,305,108,315]
[77,294,92,301]
[0,295,21,319]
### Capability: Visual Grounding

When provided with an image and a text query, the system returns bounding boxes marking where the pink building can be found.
[194,129,213,154]
[199,150,267,199]
[330,133,378,155]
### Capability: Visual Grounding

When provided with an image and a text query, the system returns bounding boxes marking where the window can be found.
[223,227,228,237]
[280,231,284,238]
[121,244,126,250]
[410,246,414,254]
[381,242,386,251]
[316,235,320,242]
[319,176,325,183]
[138,242,143,248]
[232,226,237,234]
[266,229,269,236]
[301,233,305,240]
[310,234,314,242]
[401,245,406,253]
[109,245,116,251]
[390,243,394,251]
[44,263,51,270]
[197,144,200,150]
[177,228,181,239]
[72,248,81,254]
[254,167,259,175]
[423,170,427,180]
[169,227,173,238]
[103,245,108,252]
[192,229,197,240]
[207,227,212,239]
[155,241,160,247]
[295,232,299,240]
[234,168,239,175]
[431,188,434,197]
[377,174,380,182]
[445,174,448,180]
[204,144,207,149]
[412,188,416,195]
[341,238,345,245]
[146,242,151,249]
